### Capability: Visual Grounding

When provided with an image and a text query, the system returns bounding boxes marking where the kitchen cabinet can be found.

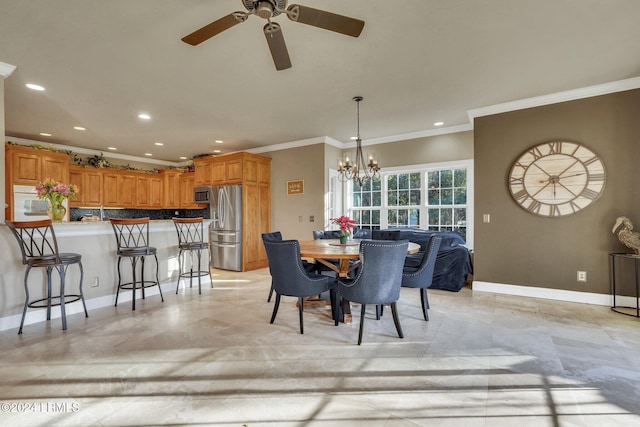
[69,165,104,207]
[179,172,200,208]
[5,144,71,220]
[191,152,271,271]
[194,157,211,186]
[119,173,137,207]
[135,174,162,208]
[161,169,181,208]
[5,144,70,186]
[102,172,120,206]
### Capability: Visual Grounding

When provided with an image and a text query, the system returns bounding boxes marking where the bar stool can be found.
[110,218,163,310]
[172,217,211,294]
[6,219,88,334]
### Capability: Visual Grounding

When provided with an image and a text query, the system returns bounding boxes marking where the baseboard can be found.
[0,276,211,333]
[471,281,636,307]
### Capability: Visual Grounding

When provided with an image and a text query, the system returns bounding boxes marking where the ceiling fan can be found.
[181,0,365,70]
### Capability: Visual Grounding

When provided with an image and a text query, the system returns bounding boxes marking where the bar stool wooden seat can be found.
[6,219,88,334]
[109,218,163,310]
[172,217,211,294]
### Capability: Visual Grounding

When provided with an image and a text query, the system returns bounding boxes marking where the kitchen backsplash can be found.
[70,208,208,222]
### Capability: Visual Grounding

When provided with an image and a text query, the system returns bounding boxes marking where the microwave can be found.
[193,186,213,204]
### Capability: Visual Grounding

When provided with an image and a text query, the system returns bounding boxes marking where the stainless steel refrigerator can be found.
[207,185,242,271]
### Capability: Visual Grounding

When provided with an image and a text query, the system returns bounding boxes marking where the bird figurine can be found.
[612,216,640,255]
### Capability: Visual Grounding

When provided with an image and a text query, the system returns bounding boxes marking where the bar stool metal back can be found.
[6,219,88,334]
[109,218,163,310]
[172,217,211,294]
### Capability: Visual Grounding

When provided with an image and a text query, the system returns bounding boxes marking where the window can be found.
[351,177,381,229]
[426,168,468,241]
[343,160,474,247]
[387,172,421,227]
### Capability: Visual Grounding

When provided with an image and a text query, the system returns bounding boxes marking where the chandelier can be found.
[338,96,380,186]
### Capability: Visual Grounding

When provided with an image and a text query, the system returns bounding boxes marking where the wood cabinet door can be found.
[149,176,163,208]
[85,170,104,206]
[69,166,84,206]
[242,158,257,183]
[179,173,197,208]
[162,171,180,208]
[11,151,40,185]
[226,158,243,183]
[211,161,226,185]
[136,175,150,207]
[120,174,136,207]
[258,160,270,186]
[103,173,120,206]
[42,156,68,182]
[194,158,211,186]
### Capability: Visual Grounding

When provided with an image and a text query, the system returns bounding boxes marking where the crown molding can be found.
[467,76,640,123]
[247,136,328,154]
[0,61,17,78]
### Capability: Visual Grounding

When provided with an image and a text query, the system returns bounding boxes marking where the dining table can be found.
[298,238,420,322]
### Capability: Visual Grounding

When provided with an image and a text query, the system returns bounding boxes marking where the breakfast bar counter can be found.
[0,219,211,332]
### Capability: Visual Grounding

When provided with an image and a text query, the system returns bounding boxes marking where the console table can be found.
[609,252,640,317]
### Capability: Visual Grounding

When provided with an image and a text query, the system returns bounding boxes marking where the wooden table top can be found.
[299,239,420,260]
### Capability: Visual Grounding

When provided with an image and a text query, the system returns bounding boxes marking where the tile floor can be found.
[1,268,640,426]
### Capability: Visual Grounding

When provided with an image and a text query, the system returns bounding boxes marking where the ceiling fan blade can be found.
[181,12,247,46]
[286,5,364,37]
[263,22,291,71]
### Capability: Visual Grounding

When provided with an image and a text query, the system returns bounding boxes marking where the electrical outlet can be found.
[90,276,99,287]
[309,215,315,222]
[577,271,587,282]
[483,214,490,223]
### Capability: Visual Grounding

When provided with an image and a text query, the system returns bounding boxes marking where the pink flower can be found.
[330,216,356,233]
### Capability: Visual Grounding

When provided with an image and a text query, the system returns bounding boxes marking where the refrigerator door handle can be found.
[218,187,227,229]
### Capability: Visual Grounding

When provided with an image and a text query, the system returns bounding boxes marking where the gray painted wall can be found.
[474,88,640,295]
[265,131,474,241]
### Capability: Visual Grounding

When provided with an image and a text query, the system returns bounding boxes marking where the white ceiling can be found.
[2,0,640,162]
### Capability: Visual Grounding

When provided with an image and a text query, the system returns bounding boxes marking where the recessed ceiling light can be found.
[215,140,223,144]
[434,121,444,126]
[154,142,164,146]
[179,156,187,160]
[144,153,153,156]
[26,83,45,91]
[138,113,151,120]
[213,149,221,153]
[107,147,117,151]
[74,126,86,131]
[39,132,52,137]
[350,136,358,140]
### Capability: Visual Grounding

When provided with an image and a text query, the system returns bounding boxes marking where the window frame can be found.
[344,159,474,248]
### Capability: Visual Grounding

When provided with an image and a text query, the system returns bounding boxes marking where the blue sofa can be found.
[370,229,473,292]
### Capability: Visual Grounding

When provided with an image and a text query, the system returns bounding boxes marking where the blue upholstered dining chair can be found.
[261,231,283,302]
[335,239,409,345]
[262,231,316,302]
[262,239,336,334]
[401,235,442,321]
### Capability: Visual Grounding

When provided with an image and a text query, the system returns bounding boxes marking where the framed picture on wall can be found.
[287,180,304,195]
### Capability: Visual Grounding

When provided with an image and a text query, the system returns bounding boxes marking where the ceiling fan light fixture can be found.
[256,1,274,19]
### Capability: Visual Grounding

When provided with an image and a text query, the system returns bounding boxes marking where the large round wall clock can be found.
[508,141,606,217]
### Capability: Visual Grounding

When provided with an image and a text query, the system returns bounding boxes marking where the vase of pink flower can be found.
[36,178,79,222]
[330,215,356,244]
